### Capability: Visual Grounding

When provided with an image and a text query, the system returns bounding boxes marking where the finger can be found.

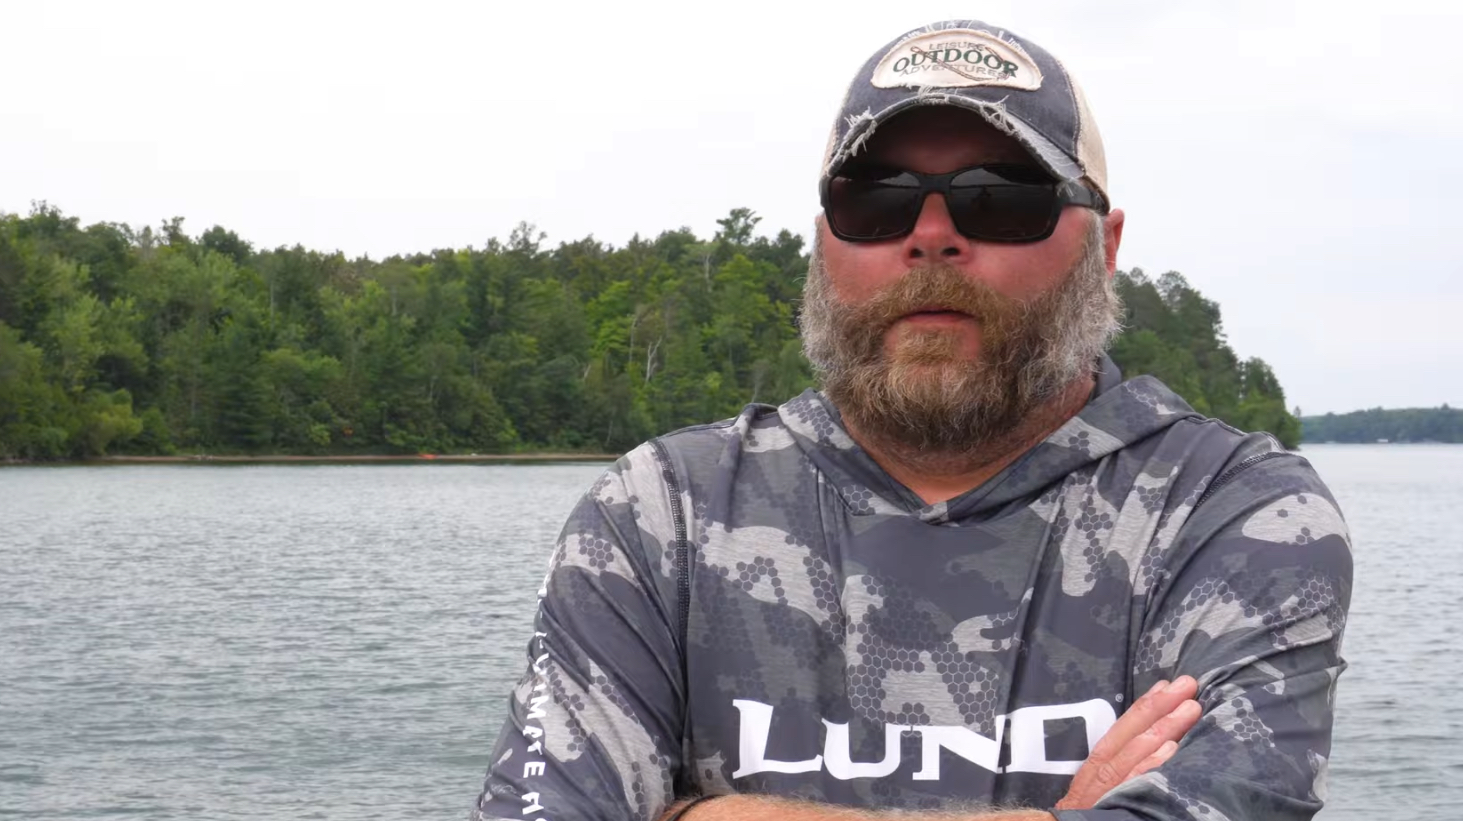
[1055,730,1178,813]
[1160,675,1199,702]
[1060,680,1202,810]
[1101,699,1200,783]
[1068,685,1199,802]
[1085,677,1197,767]
[1124,740,1179,781]
[1164,697,1202,737]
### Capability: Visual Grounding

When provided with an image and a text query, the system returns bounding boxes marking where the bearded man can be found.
[473,19,1351,821]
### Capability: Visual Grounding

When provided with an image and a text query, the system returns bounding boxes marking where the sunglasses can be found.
[820,162,1107,243]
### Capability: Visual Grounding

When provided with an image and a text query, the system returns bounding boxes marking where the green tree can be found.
[1111,269,1301,448]
[0,204,1306,459]
[0,322,69,459]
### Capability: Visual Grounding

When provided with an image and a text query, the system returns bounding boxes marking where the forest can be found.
[1301,407,1461,444]
[0,202,1301,460]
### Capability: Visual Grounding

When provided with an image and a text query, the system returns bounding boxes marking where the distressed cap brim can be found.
[829,95,1083,184]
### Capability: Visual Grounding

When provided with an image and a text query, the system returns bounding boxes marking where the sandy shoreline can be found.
[7,453,620,466]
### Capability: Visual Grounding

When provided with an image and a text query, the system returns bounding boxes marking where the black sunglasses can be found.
[820,162,1107,243]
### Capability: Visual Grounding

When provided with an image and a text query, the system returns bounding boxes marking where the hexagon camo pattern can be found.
[475,360,1352,821]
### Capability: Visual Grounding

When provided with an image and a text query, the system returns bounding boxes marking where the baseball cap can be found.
[822,20,1108,207]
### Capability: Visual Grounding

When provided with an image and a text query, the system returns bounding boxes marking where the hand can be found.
[1054,676,1202,811]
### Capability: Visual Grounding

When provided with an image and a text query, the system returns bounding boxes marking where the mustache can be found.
[825,263,1031,361]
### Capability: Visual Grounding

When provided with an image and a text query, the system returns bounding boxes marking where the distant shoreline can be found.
[5,453,621,467]
[7,442,1456,468]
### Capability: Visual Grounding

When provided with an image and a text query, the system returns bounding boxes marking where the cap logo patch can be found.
[871,29,1042,91]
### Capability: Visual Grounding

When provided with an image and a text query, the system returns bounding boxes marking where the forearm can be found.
[661,795,1052,821]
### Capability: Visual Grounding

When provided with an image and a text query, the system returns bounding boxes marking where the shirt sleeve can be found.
[473,445,686,821]
[1055,450,1353,821]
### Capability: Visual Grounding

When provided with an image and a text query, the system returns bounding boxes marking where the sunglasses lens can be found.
[825,165,1066,243]
[948,168,1059,241]
[826,168,921,240]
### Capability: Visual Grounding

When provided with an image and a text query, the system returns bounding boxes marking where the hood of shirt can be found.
[778,356,1203,525]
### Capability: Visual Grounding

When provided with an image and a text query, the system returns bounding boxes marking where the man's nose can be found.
[902,193,974,263]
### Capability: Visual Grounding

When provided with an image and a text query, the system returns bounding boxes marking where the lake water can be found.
[0,445,1458,819]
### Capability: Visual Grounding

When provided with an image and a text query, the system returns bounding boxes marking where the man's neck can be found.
[843,376,1095,507]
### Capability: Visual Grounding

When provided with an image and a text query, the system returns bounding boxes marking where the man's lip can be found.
[896,309,974,328]
[902,308,969,318]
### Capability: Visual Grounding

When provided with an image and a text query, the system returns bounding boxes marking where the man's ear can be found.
[1103,209,1125,275]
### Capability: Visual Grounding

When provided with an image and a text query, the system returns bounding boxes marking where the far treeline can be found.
[0,203,1301,461]
[1301,407,1462,444]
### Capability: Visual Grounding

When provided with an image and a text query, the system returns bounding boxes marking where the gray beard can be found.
[799,217,1122,465]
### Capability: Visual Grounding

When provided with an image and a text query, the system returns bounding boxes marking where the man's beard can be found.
[799,217,1122,465]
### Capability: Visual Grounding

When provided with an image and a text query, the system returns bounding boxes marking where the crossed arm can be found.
[474,453,1351,821]
[658,677,1203,821]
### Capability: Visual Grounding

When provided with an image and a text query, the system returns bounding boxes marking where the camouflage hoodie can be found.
[474,357,1352,821]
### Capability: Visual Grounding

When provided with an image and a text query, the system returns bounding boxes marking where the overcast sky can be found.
[4,0,1458,415]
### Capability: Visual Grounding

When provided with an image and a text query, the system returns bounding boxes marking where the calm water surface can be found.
[0,446,1458,819]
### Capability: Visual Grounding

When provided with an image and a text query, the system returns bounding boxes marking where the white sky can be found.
[4,0,1458,415]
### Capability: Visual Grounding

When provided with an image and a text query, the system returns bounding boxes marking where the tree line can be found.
[0,203,1301,460]
[1301,407,1461,443]
[1108,268,1300,448]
